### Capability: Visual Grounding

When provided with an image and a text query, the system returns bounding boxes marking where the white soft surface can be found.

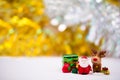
[0,57,120,80]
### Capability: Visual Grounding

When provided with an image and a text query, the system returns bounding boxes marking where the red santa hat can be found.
[81,56,88,60]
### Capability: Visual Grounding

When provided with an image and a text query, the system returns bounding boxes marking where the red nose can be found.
[93,58,97,61]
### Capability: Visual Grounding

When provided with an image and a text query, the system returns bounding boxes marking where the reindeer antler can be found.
[99,50,106,58]
[91,48,97,56]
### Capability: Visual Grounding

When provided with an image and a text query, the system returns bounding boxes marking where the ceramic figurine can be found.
[62,54,78,73]
[62,63,71,73]
[78,56,91,74]
[102,67,110,75]
[91,49,106,72]
[63,54,78,64]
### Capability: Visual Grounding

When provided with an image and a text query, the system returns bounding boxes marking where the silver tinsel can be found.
[44,0,120,57]
[90,0,120,57]
[44,0,92,25]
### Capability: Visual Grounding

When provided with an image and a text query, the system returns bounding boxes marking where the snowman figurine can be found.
[78,56,91,75]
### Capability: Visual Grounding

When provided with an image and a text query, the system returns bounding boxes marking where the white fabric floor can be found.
[0,57,120,80]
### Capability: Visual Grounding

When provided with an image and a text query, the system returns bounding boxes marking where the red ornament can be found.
[62,63,71,73]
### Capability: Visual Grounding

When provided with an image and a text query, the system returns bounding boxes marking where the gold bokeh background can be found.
[0,0,119,56]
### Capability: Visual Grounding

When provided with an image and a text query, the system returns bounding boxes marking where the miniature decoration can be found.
[91,49,106,73]
[102,67,110,75]
[62,53,110,75]
[62,54,78,73]
[72,67,78,74]
[78,56,91,74]
[62,63,71,73]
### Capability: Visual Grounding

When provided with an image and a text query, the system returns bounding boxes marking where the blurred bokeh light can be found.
[0,0,120,57]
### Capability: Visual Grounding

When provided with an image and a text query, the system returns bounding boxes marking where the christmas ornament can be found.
[102,67,110,75]
[72,67,78,74]
[62,63,71,73]
[63,54,78,64]
[62,54,110,75]
[62,54,78,73]
[78,56,91,74]
[91,49,106,72]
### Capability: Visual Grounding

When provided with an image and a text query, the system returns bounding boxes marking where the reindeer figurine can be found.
[91,49,106,73]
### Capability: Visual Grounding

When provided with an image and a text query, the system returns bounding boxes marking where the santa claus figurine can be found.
[78,56,91,75]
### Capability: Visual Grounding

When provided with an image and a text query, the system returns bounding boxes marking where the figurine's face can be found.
[91,49,106,64]
[91,56,101,64]
[80,59,89,68]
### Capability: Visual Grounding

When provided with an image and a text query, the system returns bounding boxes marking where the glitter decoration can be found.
[89,0,120,57]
